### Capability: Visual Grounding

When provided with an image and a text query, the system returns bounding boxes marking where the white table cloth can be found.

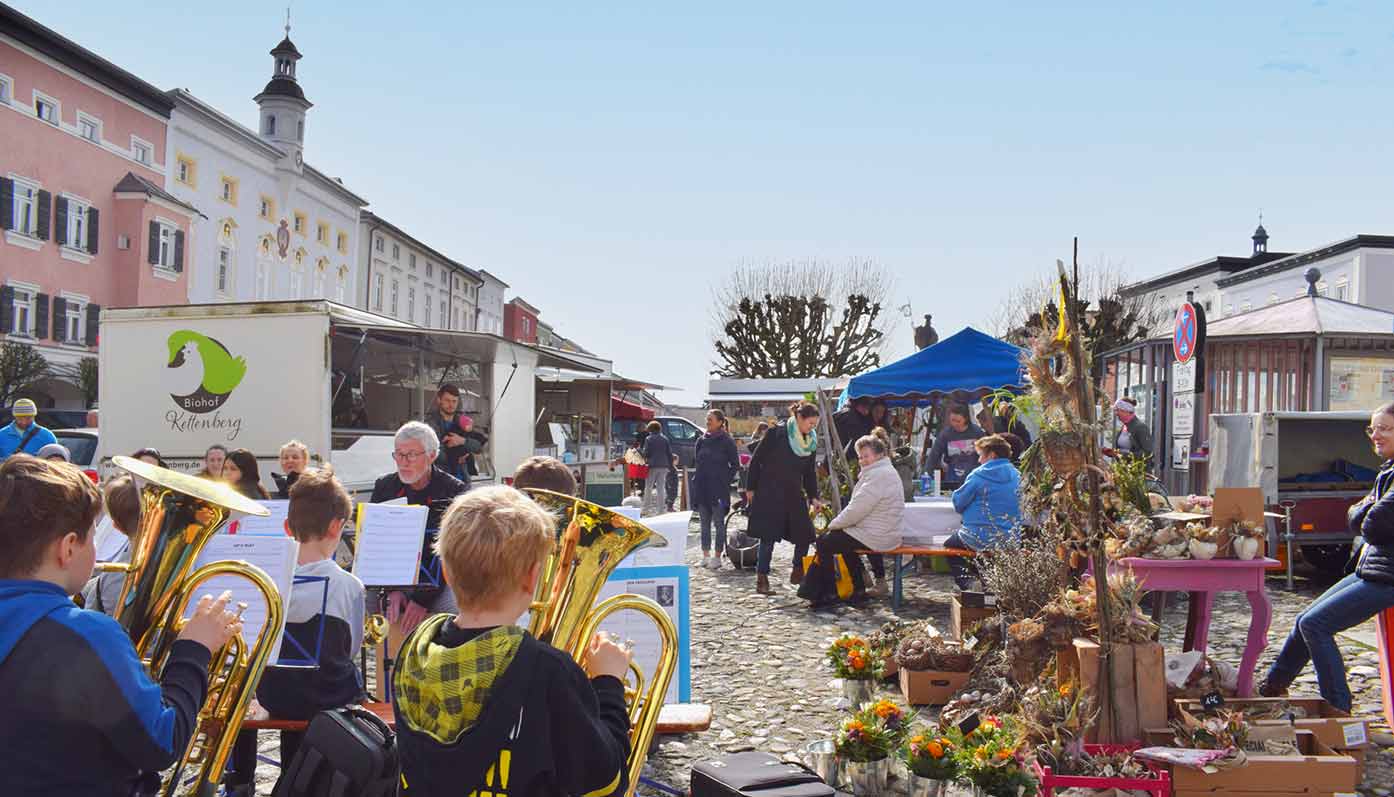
[900,498,962,546]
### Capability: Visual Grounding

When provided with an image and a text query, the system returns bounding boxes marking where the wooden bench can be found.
[854,546,977,611]
[243,701,713,736]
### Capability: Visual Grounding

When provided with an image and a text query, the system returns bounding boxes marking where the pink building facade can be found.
[0,7,199,410]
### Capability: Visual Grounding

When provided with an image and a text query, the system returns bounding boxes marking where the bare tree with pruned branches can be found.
[990,256,1160,384]
[710,258,897,378]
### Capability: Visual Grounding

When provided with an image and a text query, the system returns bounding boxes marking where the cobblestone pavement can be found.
[245,516,1394,795]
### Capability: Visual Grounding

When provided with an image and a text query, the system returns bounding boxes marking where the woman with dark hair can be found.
[746,402,825,595]
[1259,402,1394,712]
[131,448,166,468]
[693,409,741,570]
[222,448,270,499]
[926,403,985,488]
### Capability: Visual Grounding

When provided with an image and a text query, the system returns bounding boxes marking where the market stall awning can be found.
[842,326,1026,406]
[612,395,655,420]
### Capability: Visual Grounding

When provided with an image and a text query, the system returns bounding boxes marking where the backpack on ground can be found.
[272,705,398,797]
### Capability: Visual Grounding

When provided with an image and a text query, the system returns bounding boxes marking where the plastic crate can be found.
[1032,744,1171,797]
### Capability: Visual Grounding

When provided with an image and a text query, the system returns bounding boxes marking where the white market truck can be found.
[1209,411,1381,578]
[97,300,596,495]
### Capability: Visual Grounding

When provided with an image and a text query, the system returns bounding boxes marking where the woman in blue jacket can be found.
[692,410,741,570]
[1260,403,1394,712]
[945,435,1021,590]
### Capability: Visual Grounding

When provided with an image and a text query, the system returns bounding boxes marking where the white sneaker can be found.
[709,555,722,571]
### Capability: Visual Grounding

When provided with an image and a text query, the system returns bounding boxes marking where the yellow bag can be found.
[802,553,855,600]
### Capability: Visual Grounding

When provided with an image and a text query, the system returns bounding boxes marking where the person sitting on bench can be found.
[945,435,1021,591]
[802,434,904,606]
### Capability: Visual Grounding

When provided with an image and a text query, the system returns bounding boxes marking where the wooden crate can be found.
[1071,638,1168,744]
[950,596,998,640]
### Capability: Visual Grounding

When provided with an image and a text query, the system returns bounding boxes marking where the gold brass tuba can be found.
[524,490,679,797]
[102,455,285,797]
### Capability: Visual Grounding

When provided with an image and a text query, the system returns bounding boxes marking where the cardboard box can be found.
[1164,730,1358,795]
[898,667,970,706]
[950,596,998,640]
[1173,696,1370,780]
[958,590,997,609]
[1073,638,1168,744]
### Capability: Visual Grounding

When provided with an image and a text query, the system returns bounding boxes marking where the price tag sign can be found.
[1199,691,1225,712]
[1342,721,1368,747]
[957,713,981,737]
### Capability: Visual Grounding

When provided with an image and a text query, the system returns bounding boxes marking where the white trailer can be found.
[97,300,596,494]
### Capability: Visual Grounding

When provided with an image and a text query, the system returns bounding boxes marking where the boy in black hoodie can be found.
[0,454,240,796]
[393,485,633,797]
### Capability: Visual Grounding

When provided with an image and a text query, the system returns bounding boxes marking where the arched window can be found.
[264,114,276,136]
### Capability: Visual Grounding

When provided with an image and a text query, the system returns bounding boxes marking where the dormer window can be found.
[264,115,276,136]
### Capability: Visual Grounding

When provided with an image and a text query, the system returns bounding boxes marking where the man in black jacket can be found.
[371,421,467,633]
[833,399,875,459]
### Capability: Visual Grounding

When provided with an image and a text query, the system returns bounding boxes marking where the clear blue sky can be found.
[20,1,1394,403]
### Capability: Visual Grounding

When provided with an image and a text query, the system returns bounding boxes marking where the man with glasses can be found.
[370,421,467,633]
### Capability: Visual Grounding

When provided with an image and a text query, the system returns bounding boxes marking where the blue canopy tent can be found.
[840,327,1027,407]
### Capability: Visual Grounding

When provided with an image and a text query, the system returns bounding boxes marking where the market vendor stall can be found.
[841,326,1027,406]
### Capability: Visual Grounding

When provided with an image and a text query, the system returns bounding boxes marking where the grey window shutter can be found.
[0,178,11,231]
[174,229,185,272]
[0,287,11,333]
[52,296,66,342]
[85,304,100,346]
[34,294,48,340]
[54,196,68,246]
[148,221,160,265]
[86,208,99,254]
[35,190,51,240]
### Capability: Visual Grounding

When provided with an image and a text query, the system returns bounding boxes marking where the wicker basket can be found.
[1040,430,1086,476]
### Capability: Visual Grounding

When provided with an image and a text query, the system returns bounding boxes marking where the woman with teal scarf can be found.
[745,402,827,595]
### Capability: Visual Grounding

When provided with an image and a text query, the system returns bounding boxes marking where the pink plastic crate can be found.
[1032,744,1171,797]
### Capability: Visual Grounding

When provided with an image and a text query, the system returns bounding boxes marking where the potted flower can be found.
[1228,520,1264,560]
[957,716,1037,797]
[836,706,896,795]
[828,633,882,703]
[903,730,960,797]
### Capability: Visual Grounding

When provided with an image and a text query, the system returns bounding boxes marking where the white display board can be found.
[189,534,299,663]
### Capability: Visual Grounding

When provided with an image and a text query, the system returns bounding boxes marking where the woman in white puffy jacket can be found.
[806,434,905,605]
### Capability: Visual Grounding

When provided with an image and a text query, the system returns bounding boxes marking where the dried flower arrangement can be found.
[976,522,1071,621]
[1043,571,1156,644]
[1171,708,1249,751]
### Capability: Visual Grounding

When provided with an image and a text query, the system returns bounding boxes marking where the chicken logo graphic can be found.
[166,330,248,413]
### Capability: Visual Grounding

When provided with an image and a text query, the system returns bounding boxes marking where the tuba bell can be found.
[524,490,679,797]
[101,455,285,797]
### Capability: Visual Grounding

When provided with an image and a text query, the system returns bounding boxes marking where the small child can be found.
[228,467,366,795]
[393,486,633,797]
[81,474,142,616]
[0,455,238,795]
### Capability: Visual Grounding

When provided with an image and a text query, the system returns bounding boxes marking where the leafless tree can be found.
[710,258,897,378]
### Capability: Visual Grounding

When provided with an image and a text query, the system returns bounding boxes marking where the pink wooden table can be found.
[1112,557,1278,697]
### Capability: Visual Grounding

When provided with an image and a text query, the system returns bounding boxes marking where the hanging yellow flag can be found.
[1053,277,1070,345]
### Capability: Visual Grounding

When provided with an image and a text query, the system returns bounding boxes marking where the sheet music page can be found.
[233,500,290,536]
[353,503,429,586]
[93,515,129,562]
[619,511,687,568]
[596,576,683,704]
[189,534,299,662]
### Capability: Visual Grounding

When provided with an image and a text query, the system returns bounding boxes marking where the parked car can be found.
[610,415,704,468]
[53,427,101,483]
[0,409,90,430]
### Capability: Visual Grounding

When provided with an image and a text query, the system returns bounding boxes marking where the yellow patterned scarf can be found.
[393,615,525,744]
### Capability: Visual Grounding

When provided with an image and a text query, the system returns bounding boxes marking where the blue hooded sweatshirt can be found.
[950,457,1022,550]
[0,579,211,797]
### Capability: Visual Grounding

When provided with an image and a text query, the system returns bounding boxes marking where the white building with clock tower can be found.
[164,23,367,305]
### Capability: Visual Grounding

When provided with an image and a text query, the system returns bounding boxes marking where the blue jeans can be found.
[698,499,730,553]
[1265,572,1394,712]
[757,538,810,576]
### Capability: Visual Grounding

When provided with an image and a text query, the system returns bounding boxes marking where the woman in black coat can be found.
[746,402,825,595]
[693,410,741,570]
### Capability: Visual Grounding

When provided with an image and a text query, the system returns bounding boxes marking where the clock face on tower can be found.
[295,150,303,168]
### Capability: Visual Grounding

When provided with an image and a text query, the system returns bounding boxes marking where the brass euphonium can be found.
[102,455,285,797]
[524,490,679,797]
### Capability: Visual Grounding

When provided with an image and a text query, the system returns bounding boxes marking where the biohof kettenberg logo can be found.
[166,330,247,413]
